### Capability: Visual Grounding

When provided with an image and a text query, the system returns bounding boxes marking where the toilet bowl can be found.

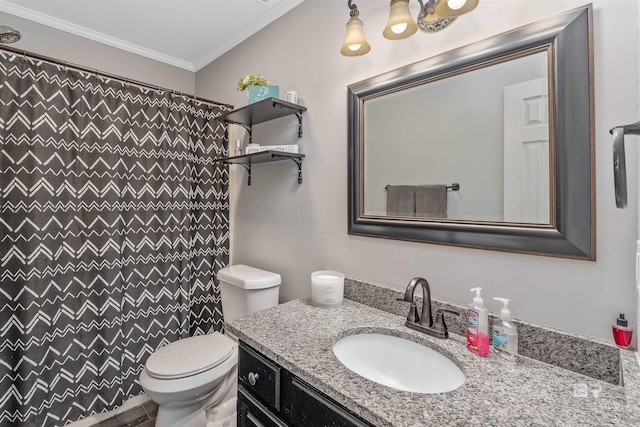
[139,265,281,427]
[139,332,238,427]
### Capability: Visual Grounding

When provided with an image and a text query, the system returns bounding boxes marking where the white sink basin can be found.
[333,333,465,394]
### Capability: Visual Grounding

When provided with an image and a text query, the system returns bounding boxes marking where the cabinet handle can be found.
[248,372,259,386]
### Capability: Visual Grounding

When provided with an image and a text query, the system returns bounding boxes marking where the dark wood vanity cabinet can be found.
[238,341,374,427]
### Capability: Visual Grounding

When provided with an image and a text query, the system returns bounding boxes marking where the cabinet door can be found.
[239,342,281,411]
[290,377,373,427]
[238,386,288,427]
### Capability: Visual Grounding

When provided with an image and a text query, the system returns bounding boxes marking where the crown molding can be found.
[193,0,306,71]
[1,0,307,72]
[0,1,196,71]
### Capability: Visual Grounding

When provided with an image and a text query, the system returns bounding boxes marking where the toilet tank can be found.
[218,264,281,323]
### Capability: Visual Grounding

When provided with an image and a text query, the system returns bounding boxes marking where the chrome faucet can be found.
[397,277,458,339]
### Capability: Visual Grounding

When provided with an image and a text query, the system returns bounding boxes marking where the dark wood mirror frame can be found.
[347,6,595,260]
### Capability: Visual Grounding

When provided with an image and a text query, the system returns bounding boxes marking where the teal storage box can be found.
[248,85,279,104]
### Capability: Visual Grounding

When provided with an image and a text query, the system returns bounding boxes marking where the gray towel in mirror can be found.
[415,185,447,218]
[386,185,415,217]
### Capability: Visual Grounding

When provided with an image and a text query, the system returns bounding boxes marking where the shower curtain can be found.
[0,51,230,426]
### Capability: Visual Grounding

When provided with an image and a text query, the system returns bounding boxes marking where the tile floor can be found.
[92,401,157,427]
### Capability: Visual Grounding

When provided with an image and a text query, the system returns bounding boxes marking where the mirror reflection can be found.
[363,50,551,224]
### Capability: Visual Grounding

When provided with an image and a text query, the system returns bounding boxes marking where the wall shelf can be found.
[216,97,308,186]
[217,97,307,142]
[215,151,305,186]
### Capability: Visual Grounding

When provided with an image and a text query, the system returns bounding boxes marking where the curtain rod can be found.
[0,44,234,110]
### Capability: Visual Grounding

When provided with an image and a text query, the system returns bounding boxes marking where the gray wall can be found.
[1,13,195,93]
[196,0,640,342]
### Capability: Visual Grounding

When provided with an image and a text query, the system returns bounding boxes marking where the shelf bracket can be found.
[295,112,303,138]
[225,120,253,144]
[293,157,303,184]
[238,163,252,186]
[271,153,303,184]
[272,100,304,138]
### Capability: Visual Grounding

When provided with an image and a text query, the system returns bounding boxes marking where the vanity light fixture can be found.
[341,0,479,57]
[340,0,371,57]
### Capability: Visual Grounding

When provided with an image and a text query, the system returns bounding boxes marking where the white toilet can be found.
[139,265,281,427]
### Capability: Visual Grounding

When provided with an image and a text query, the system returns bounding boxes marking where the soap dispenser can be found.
[613,313,633,349]
[493,297,518,361]
[467,287,489,357]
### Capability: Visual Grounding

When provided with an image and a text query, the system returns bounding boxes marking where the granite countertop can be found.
[227,298,640,427]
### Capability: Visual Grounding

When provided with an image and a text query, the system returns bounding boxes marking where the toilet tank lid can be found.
[218,264,281,289]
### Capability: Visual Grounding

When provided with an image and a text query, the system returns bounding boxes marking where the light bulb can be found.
[447,0,467,10]
[391,23,408,34]
[348,44,362,51]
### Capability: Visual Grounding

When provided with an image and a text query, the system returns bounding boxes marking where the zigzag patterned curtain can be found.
[0,50,230,426]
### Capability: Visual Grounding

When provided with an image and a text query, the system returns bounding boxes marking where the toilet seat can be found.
[146,332,234,380]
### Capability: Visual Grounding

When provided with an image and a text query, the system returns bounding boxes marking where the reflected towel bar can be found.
[385,183,460,191]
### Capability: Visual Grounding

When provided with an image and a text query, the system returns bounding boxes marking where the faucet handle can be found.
[433,309,459,338]
[396,298,420,323]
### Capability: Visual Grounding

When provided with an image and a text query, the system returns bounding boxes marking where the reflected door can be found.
[503,78,550,224]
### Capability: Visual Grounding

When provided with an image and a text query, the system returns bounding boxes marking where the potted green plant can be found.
[237,74,269,92]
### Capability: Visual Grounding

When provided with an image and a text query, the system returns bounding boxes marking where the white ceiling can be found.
[0,0,307,71]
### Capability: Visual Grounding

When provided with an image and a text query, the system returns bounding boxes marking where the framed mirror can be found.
[348,6,594,260]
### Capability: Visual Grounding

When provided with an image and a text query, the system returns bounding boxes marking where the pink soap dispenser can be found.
[612,313,633,349]
[466,287,490,357]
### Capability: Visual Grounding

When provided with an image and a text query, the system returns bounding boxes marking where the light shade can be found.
[340,13,371,56]
[383,0,418,40]
[436,0,479,18]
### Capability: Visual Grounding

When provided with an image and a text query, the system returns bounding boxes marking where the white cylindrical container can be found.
[285,90,298,104]
[311,270,344,308]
